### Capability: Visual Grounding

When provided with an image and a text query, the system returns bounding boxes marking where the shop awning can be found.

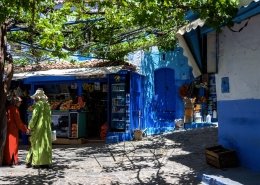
[235,0,260,22]
[176,0,260,77]
[13,65,127,80]
[239,0,259,7]
[176,19,204,78]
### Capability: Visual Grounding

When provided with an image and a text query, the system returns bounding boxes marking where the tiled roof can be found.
[12,60,137,80]
[14,59,136,73]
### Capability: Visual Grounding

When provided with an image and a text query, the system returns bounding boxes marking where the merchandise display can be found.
[26,84,88,139]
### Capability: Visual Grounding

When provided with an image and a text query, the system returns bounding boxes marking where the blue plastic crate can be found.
[106,136,119,144]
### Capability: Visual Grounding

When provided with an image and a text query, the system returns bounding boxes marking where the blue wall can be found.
[218,99,260,171]
[139,47,193,135]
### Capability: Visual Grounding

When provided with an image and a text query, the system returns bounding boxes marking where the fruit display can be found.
[59,100,73,110]
[27,96,86,111]
[70,103,81,110]
[59,99,86,110]
[28,101,62,111]
[50,101,62,110]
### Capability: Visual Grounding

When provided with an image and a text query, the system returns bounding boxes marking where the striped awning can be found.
[176,19,204,78]
[239,0,259,7]
[176,0,260,77]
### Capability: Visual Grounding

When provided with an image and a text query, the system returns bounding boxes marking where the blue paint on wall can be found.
[139,47,193,135]
[23,75,77,83]
[154,68,175,122]
[129,72,145,131]
[221,77,230,93]
[218,99,260,171]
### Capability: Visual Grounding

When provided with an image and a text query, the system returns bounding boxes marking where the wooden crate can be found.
[205,145,239,168]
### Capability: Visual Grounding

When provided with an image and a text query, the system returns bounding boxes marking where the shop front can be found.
[14,65,144,143]
[107,70,144,143]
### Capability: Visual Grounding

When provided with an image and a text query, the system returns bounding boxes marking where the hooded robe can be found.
[3,105,27,165]
[26,100,52,166]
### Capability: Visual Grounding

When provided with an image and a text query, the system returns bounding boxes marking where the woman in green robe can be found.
[26,89,52,168]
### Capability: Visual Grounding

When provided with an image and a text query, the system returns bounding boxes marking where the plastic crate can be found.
[106,136,119,144]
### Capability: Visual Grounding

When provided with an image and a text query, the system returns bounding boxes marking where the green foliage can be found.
[13,58,29,67]
[2,0,239,63]
[190,0,239,29]
[69,59,77,65]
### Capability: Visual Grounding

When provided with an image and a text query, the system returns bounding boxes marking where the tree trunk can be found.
[0,22,13,165]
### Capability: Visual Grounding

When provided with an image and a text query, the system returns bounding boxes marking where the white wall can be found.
[216,14,260,101]
[207,32,217,73]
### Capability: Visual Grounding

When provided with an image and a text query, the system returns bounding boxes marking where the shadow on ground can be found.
[0,127,224,184]
[0,164,69,184]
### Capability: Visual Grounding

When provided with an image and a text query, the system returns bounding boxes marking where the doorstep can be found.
[52,138,88,145]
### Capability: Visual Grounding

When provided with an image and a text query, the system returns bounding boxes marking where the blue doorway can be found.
[154,68,176,122]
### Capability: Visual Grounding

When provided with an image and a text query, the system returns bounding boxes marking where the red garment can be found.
[3,105,27,165]
[100,122,108,140]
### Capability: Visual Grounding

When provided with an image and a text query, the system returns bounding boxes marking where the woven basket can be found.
[134,130,143,140]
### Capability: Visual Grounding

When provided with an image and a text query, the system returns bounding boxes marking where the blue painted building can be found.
[128,47,195,135]
[13,64,146,142]
[14,47,196,143]
[177,0,260,171]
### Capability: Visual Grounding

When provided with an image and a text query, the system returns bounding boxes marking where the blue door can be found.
[154,68,175,121]
[130,72,144,130]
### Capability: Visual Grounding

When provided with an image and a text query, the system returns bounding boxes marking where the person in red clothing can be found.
[3,96,29,166]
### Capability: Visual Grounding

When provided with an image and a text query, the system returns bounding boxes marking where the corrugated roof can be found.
[177,19,205,36]
[176,20,204,78]
[234,0,260,22]
[239,0,260,7]
[176,0,260,78]
[177,0,260,35]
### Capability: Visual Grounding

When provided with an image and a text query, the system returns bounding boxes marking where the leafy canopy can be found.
[2,0,239,63]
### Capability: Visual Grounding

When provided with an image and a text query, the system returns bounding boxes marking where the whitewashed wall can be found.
[214,13,260,171]
[216,14,260,101]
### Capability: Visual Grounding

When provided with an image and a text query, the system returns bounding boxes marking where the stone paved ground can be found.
[0,127,219,185]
